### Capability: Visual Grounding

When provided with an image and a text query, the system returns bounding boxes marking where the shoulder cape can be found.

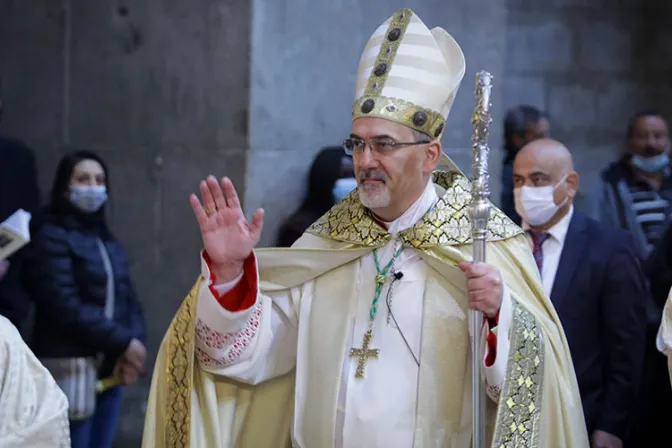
[142,162,589,447]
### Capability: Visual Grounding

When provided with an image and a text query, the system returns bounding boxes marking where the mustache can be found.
[642,146,665,156]
[358,169,388,183]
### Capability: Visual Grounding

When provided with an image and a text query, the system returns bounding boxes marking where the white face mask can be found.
[69,185,108,213]
[514,174,568,227]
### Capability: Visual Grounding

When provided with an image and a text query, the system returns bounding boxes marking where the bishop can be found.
[143,8,588,448]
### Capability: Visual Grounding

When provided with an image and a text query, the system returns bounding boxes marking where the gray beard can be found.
[358,187,391,209]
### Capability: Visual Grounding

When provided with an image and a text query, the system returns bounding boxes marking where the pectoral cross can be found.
[350,329,379,378]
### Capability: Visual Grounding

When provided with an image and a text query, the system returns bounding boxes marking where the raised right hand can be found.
[189,176,264,282]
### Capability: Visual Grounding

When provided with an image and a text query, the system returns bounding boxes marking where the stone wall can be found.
[245,0,508,247]
[503,0,672,197]
[0,1,251,445]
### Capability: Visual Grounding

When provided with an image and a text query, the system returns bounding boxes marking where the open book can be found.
[0,209,31,261]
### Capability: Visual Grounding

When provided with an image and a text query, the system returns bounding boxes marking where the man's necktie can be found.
[528,230,550,274]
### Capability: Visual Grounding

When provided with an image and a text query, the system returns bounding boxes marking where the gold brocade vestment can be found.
[142,168,589,447]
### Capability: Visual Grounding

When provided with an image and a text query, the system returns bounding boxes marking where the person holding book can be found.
[23,150,146,448]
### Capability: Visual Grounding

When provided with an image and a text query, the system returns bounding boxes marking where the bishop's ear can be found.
[423,141,442,174]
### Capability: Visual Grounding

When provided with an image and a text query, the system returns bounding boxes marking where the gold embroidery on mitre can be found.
[353,96,446,140]
[363,9,413,98]
[492,301,544,447]
[306,170,522,247]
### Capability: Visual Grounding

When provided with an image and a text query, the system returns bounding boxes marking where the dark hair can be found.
[626,110,667,139]
[301,146,347,211]
[50,149,110,208]
[276,146,349,246]
[503,105,547,156]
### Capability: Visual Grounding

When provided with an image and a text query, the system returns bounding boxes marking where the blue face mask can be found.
[332,177,358,202]
[70,185,108,213]
[631,153,670,173]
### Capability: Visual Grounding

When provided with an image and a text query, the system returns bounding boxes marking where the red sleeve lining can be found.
[483,308,500,367]
[203,252,258,312]
[485,331,497,367]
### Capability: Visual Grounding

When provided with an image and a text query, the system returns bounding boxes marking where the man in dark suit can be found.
[513,138,648,448]
[0,79,41,329]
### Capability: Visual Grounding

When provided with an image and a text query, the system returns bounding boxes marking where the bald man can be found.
[513,139,648,448]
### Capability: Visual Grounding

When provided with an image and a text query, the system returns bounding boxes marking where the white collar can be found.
[523,205,574,245]
[381,180,439,237]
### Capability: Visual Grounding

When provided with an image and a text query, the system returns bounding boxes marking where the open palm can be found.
[190,176,264,273]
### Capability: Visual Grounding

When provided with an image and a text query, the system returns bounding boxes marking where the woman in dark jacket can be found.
[25,150,146,448]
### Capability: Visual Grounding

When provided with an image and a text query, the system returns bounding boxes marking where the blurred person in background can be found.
[588,110,672,447]
[500,105,550,225]
[277,146,355,247]
[0,76,41,330]
[24,150,146,448]
[589,110,671,260]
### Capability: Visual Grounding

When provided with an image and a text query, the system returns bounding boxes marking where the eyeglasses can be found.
[343,137,430,156]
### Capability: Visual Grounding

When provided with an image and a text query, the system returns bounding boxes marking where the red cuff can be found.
[483,308,500,367]
[485,331,497,367]
[203,252,258,312]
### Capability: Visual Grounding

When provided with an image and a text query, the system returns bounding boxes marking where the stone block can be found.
[547,83,596,131]
[505,12,573,73]
[595,81,650,134]
[547,0,612,7]
[244,148,323,248]
[508,0,627,8]
[247,0,508,246]
[249,0,362,155]
[570,145,620,195]
[155,148,247,315]
[0,1,64,144]
[68,0,251,150]
[576,18,632,72]
[632,18,672,75]
[503,74,547,112]
[646,83,672,119]
[553,0,658,8]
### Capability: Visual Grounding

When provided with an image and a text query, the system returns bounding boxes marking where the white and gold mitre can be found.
[352,8,466,139]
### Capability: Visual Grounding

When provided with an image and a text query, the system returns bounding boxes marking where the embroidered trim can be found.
[195,301,262,366]
[486,382,502,401]
[164,279,200,447]
[492,300,544,447]
[195,347,227,367]
[362,9,412,98]
[306,170,521,247]
[195,318,228,349]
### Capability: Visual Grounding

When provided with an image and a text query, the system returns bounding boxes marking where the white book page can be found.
[0,209,32,261]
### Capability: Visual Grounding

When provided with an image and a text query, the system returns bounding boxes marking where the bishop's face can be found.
[350,117,441,221]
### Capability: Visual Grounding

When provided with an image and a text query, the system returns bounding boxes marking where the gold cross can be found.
[349,329,379,378]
